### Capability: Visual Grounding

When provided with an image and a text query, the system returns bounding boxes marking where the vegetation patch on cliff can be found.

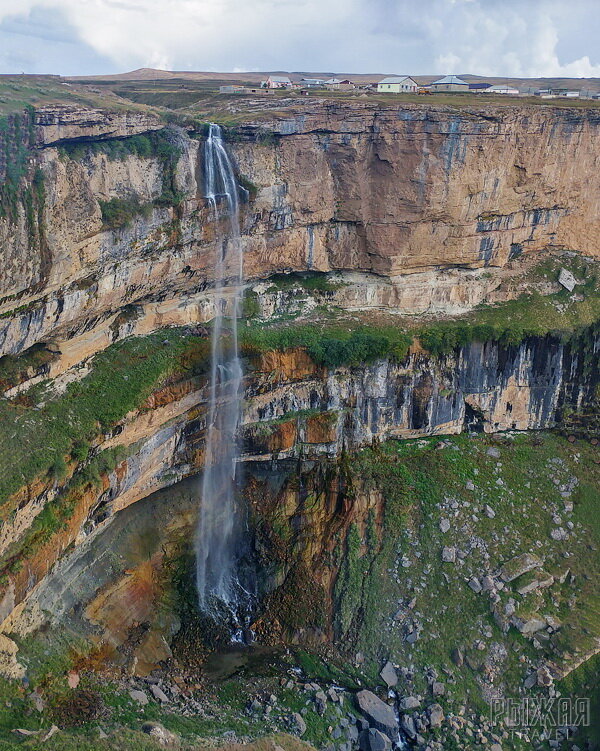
[0,343,57,392]
[0,107,36,218]
[0,108,47,256]
[418,254,600,354]
[265,273,346,295]
[241,324,412,367]
[0,328,208,510]
[98,195,153,229]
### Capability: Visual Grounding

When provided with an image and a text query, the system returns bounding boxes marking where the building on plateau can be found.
[429,75,469,92]
[377,76,418,93]
[324,78,355,90]
[219,85,269,95]
[534,89,581,99]
[301,78,325,87]
[265,76,293,89]
[468,82,492,91]
[487,84,520,95]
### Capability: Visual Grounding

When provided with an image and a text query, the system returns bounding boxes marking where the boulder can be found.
[406,630,419,644]
[442,547,456,563]
[398,696,420,711]
[141,722,178,747]
[67,671,80,689]
[451,647,464,667]
[515,570,554,595]
[379,661,398,688]
[427,703,444,728]
[150,684,169,703]
[355,690,399,735]
[558,268,577,292]
[432,682,445,697]
[439,519,450,533]
[537,666,554,687]
[523,672,537,689]
[129,689,149,706]
[28,691,45,713]
[400,714,416,739]
[292,712,307,736]
[545,614,562,631]
[315,690,327,715]
[511,615,547,634]
[500,553,542,582]
[359,728,391,751]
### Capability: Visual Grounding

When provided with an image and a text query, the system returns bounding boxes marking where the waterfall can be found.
[195,124,253,619]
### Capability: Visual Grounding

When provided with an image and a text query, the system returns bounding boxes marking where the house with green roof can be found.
[429,75,469,92]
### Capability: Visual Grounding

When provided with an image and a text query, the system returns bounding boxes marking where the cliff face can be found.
[0,329,597,663]
[235,103,600,275]
[2,101,600,361]
[245,333,599,450]
[0,99,599,722]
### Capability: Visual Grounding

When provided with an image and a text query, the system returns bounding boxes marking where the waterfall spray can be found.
[196,124,252,619]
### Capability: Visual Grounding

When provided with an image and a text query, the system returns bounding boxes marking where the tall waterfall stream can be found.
[195,124,254,627]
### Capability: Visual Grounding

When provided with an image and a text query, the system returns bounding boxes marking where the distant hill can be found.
[66,68,600,93]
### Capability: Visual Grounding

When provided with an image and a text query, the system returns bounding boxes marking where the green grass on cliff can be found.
[98,195,153,229]
[241,324,413,366]
[0,328,208,510]
[328,432,600,714]
[242,274,600,363]
[418,286,600,354]
[0,76,158,118]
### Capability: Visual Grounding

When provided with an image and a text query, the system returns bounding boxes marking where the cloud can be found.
[0,6,116,74]
[0,0,598,77]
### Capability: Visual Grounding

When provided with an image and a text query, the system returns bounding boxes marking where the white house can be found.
[301,78,325,87]
[487,84,520,95]
[377,76,418,93]
[265,76,292,89]
[534,88,581,99]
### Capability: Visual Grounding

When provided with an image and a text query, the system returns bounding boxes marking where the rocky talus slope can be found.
[0,98,598,750]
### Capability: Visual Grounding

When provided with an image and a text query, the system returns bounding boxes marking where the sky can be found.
[0,0,599,78]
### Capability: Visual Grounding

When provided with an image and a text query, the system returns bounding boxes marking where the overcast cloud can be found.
[0,0,598,77]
